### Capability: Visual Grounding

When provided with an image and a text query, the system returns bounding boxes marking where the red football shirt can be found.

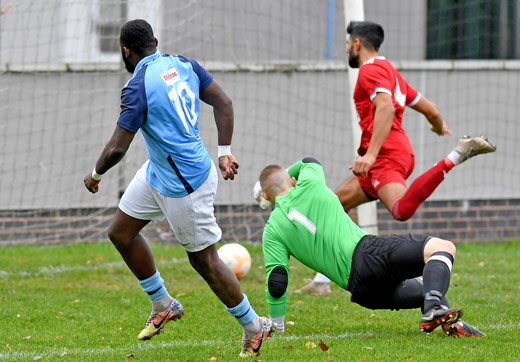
[353,56,421,156]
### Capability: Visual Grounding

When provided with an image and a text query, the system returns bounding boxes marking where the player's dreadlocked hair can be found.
[120,19,156,55]
[347,21,384,51]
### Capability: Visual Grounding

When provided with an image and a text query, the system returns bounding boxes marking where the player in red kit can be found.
[336,20,495,220]
[295,22,495,323]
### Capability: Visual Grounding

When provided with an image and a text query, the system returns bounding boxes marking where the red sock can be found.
[391,158,451,221]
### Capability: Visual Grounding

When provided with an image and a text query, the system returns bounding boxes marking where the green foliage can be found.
[0,241,519,361]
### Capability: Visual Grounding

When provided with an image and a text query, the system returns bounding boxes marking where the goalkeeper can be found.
[258,157,485,337]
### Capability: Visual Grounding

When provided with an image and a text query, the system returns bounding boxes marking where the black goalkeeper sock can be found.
[423,251,454,312]
[391,277,450,313]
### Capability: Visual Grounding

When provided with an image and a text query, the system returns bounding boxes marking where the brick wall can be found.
[373,199,520,241]
[1,199,519,246]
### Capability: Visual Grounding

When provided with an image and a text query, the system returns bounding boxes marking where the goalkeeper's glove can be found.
[253,180,272,209]
[270,315,285,332]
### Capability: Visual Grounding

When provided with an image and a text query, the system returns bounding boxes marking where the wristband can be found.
[91,168,103,181]
[218,145,232,158]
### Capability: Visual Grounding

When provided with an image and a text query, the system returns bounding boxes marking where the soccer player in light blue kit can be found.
[84,20,274,357]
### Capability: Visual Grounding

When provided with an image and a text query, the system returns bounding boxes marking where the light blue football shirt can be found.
[117,51,214,197]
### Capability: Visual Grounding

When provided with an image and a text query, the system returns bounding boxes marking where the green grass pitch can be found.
[0,240,519,361]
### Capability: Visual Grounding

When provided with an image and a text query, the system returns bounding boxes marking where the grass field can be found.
[1,240,519,361]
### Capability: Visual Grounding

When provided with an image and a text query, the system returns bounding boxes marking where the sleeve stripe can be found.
[370,87,392,101]
[408,92,422,106]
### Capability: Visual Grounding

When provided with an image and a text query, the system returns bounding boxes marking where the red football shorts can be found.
[357,152,415,200]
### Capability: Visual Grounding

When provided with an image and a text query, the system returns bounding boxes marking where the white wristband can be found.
[91,168,103,181]
[218,145,232,158]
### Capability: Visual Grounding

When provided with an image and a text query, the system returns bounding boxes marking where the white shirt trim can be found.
[408,92,422,106]
[370,87,392,101]
[363,56,386,65]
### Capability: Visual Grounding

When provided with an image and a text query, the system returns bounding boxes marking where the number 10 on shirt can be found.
[168,81,197,134]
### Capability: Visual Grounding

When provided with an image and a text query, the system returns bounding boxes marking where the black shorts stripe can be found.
[167,155,194,194]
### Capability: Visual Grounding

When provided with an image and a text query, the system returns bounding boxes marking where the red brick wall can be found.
[1,199,519,246]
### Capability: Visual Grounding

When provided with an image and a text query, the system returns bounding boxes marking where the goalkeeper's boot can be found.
[420,306,462,334]
[239,317,276,358]
[442,319,486,337]
[294,279,331,296]
[453,135,496,164]
[137,299,184,340]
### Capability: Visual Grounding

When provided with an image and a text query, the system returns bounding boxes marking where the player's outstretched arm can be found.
[410,97,451,136]
[84,125,135,193]
[200,80,239,180]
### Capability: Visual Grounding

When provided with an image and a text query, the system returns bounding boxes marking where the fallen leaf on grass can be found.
[55,336,63,339]
[287,321,295,325]
[209,356,218,361]
[362,346,373,350]
[283,345,293,350]
[305,341,317,349]
[318,338,329,351]
[22,336,31,340]
[126,354,134,358]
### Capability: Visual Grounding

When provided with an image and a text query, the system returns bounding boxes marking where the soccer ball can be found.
[217,243,252,279]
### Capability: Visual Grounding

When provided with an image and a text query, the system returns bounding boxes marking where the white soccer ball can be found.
[217,243,252,279]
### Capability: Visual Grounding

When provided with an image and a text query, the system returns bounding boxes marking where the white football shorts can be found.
[118,160,222,252]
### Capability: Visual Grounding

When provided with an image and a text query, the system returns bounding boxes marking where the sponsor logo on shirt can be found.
[161,68,180,87]
[374,180,380,188]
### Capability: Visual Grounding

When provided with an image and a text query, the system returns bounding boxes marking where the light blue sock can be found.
[138,270,168,301]
[226,293,256,325]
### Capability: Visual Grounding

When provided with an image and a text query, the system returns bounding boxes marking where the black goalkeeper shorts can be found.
[346,233,432,310]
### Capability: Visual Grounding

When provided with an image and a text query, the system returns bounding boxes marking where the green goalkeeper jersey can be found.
[263,159,368,317]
